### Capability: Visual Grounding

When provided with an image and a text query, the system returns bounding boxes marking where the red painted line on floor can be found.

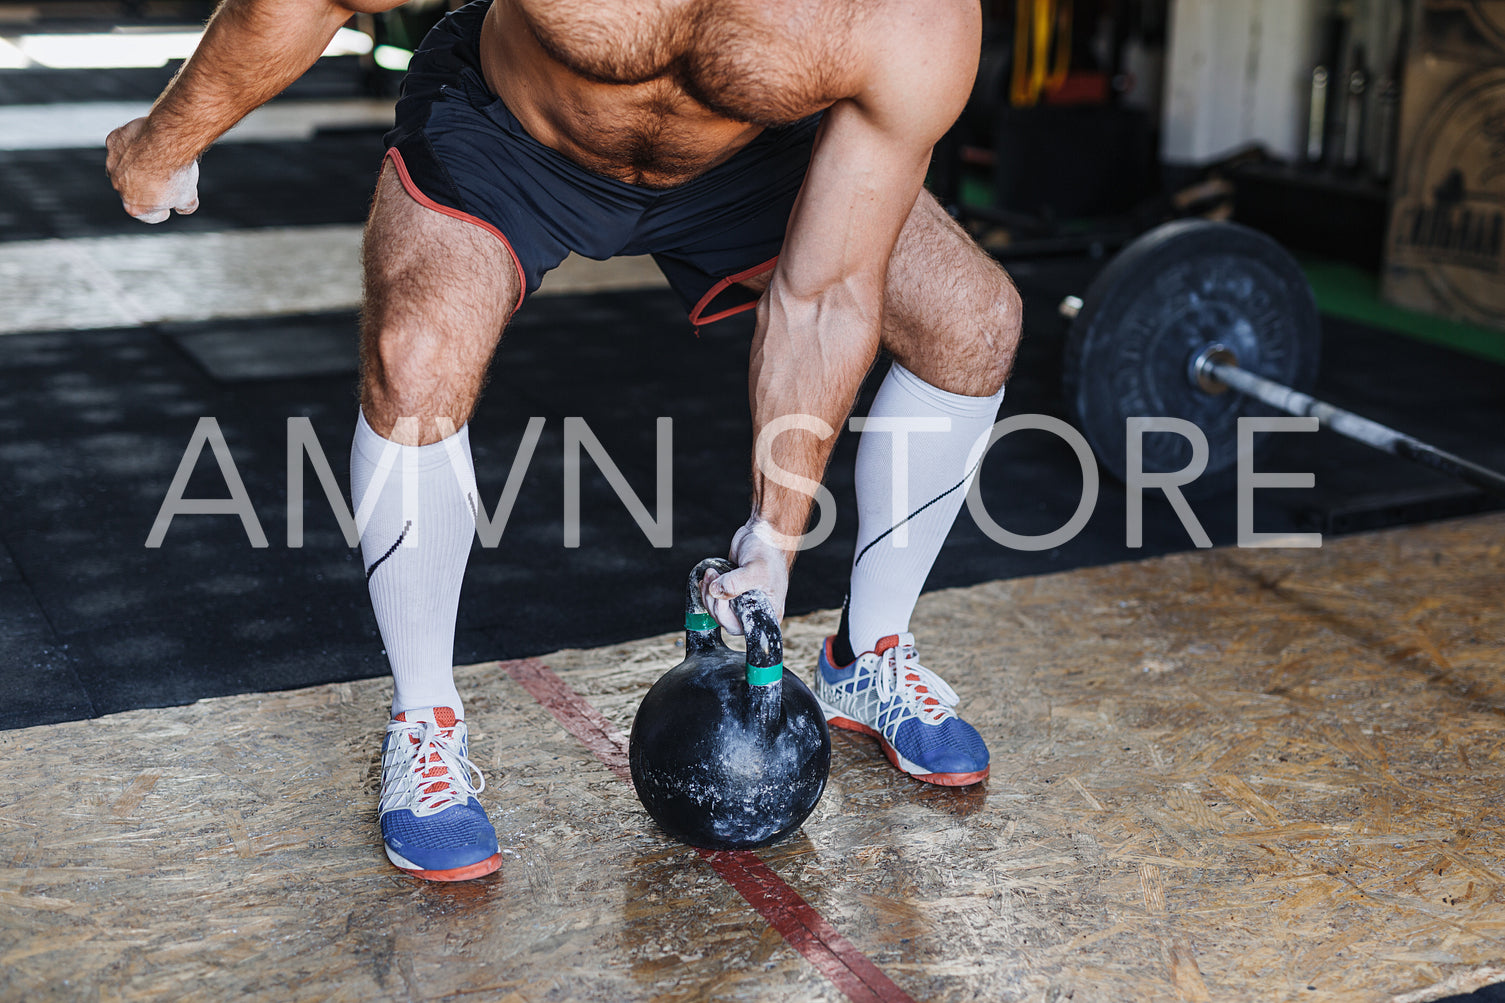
[500,656,632,784]
[498,658,917,1003]
[697,849,915,1003]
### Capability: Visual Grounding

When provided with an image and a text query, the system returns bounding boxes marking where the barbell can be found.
[1057,219,1505,500]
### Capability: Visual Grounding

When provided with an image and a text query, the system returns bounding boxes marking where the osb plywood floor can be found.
[3,514,1504,1003]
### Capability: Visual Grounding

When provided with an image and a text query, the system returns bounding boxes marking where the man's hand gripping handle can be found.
[698,518,793,636]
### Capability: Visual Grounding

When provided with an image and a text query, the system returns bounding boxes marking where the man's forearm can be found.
[748,278,882,553]
[134,0,356,168]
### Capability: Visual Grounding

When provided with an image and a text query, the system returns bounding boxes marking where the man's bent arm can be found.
[109,0,405,216]
[746,2,981,558]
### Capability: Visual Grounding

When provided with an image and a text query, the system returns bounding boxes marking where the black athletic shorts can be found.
[383,0,821,325]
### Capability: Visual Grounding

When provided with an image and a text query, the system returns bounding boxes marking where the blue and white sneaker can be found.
[815,633,989,786]
[379,707,502,881]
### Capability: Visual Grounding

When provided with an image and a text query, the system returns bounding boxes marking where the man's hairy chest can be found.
[517,0,860,126]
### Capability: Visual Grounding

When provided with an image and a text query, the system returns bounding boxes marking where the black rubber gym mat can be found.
[165,314,360,382]
[1439,986,1505,1003]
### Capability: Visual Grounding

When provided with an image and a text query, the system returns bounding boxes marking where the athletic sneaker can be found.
[815,633,989,786]
[379,707,502,881]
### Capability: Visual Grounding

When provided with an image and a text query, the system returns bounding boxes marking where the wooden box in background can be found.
[1383,1,1505,331]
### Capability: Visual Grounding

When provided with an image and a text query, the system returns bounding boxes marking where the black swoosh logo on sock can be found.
[851,458,982,570]
[365,520,412,581]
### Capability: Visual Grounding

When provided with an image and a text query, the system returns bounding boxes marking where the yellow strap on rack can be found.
[1009,0,1073,107]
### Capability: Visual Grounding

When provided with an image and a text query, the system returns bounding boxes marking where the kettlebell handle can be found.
[683,558,784,687]
[685,557,734,631]
[731,592,784,686]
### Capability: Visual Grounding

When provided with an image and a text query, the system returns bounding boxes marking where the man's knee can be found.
[363,321,442,395]
[981,267,1022,358]
[948,266,1022,393]
[359,319,472,441]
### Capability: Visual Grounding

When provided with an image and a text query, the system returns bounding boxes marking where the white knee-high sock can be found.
[351,412,478,718]
[843,363,1005,658]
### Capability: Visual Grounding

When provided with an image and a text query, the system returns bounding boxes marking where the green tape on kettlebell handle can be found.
[745,662,784,686]
[685,611,719,631]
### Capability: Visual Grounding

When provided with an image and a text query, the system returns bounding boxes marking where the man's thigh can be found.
[879,190,1021,394]
[360,161,523,443]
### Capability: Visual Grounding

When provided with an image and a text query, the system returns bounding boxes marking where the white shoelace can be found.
[382,718,486,815]
[875,642,960,725]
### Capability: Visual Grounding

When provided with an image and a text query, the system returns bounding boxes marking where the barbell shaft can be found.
[1206,360,1505,499]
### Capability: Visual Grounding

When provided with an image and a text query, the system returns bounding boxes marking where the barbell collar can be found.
[1188,343,1237,395]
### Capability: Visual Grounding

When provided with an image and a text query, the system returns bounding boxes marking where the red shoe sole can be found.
[397,852,504,882]
[827,715,989,787]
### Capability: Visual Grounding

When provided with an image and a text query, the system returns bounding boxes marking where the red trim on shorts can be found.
[383,148,527,317]
[688,256,779,328]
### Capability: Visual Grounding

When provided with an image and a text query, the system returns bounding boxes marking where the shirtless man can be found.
[107,0,1021,881]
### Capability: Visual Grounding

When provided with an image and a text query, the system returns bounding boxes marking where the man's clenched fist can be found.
[106,117,200,224]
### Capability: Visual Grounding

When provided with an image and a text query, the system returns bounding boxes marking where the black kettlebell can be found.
[628,558,832,850]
